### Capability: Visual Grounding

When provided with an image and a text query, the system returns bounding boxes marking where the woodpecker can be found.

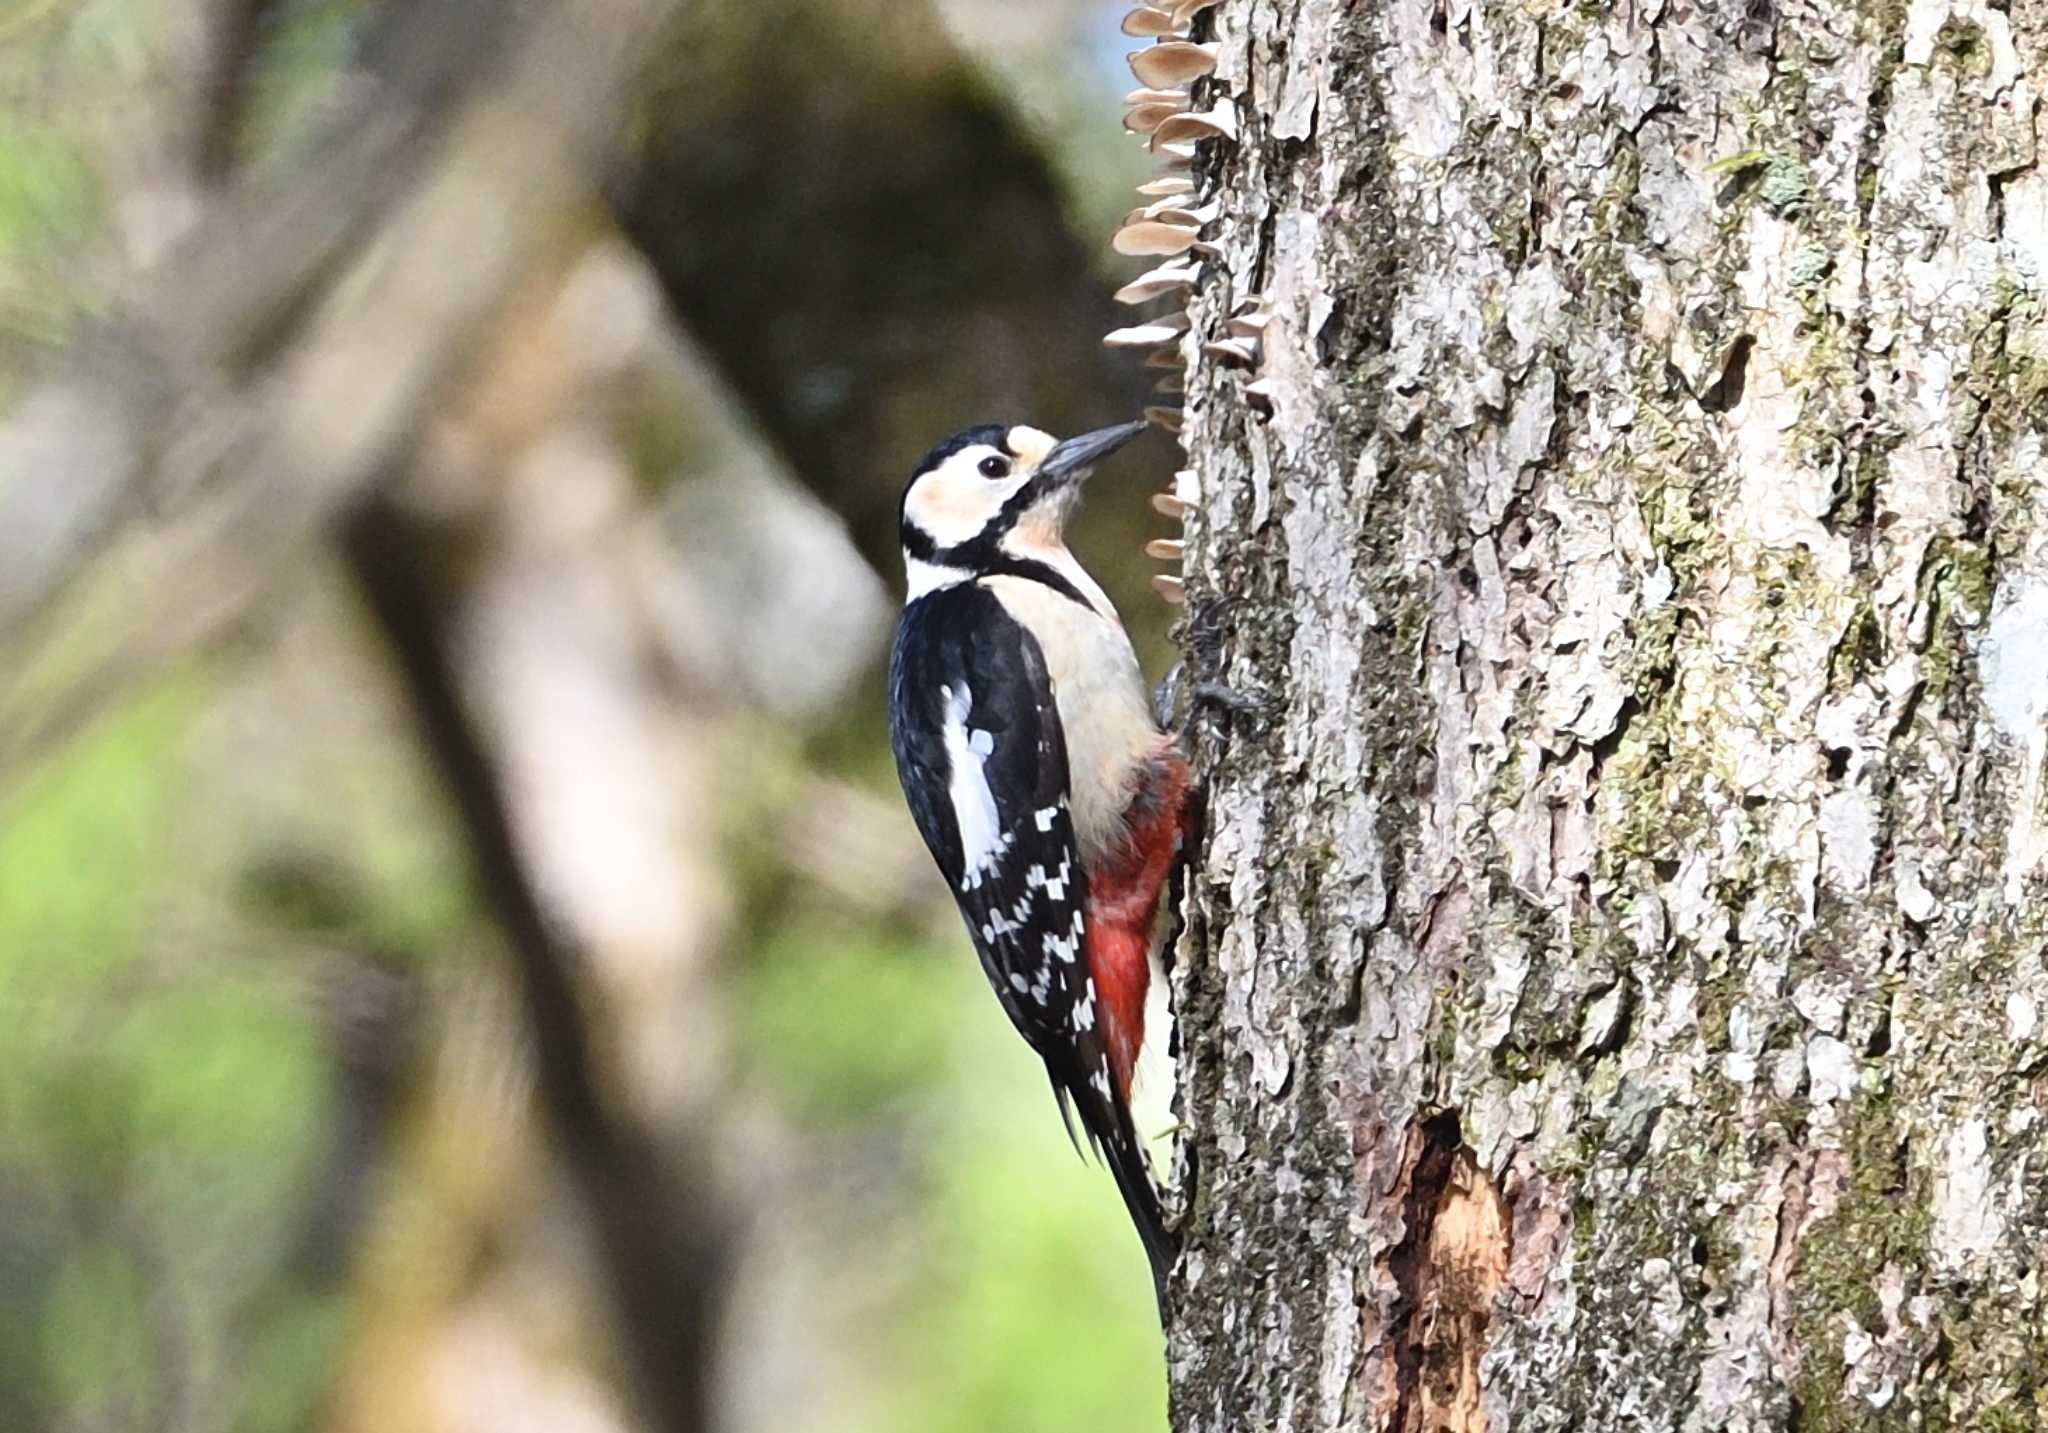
[887,418,1187,1305]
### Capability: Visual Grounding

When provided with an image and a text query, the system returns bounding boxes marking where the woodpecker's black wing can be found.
[888,582,1173,1300]
[889,583,1097,1061]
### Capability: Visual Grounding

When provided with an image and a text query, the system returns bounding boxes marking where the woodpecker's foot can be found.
[1153,595,1240,730]
[1182,595,1232,671]
[1157,669,1272,745]
[1189,679,1266,717]
[1179,678,1274,745]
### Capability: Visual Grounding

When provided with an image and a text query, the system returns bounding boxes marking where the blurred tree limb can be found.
[0,0,672,756]
[0,0,515,635]
[192,0,284,187]
[343,497,729,1433]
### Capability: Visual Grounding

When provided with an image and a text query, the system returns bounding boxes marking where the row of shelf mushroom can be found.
[1105,2,1270,607]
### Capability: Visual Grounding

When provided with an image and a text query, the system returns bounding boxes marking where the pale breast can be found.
[984,575,1164,867]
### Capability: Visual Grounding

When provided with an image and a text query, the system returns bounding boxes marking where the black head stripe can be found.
[899,542,1096,615]
[908,422,1013,483]
[985,556,1094,612]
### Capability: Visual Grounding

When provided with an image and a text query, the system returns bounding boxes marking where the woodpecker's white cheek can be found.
[905,454,1030,547]
[940,684,1009,886]
[904,477,986,547]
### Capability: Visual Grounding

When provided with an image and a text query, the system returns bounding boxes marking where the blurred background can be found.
[0,1,1182,1429]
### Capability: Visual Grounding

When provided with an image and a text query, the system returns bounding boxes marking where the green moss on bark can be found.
[1786,1089,1930,1430]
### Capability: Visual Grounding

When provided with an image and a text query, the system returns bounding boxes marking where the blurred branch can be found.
[0,0,70,47]
[342,499,729,1433]
[614,0,1149,581]
[0,0,680,787]
[191,0,281,187]
[0,566,258,785]
[779,774,948,924]
[0,0,517,636]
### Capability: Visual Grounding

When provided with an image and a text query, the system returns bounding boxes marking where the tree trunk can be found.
[1169,2,2048,1430]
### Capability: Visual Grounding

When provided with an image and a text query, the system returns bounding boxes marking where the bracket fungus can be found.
[1119,6,1182,38]
[1201,337,1258,367]
[1104,3,1237,603]
[1113,262,1200,305]
[1124,101,1184,135]
[1127,41,1219,88]
[1104,316,1192,350]
[1111,220,1201,257]
[1152,104,1238,148]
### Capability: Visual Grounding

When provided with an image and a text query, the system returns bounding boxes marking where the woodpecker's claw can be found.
[1154,596,1245,731]
[1152,668,1268,739]
[1189,679,1266,717]
[1150,662,1184,731]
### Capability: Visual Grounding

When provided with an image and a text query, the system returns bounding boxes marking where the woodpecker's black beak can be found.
[1038,420,1149,488]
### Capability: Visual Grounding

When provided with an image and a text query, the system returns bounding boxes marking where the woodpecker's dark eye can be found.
[978,455,1011,479]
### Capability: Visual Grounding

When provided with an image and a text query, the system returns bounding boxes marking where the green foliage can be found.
[232,1295,351,1433]
[735,922,957,1123]
[0,686,344,1433]
[41,1240,156,1418]
[0,122,100,349]
[910,1043,1167,1433]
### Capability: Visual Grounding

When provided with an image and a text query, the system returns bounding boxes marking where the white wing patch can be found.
[941,683,1009,888]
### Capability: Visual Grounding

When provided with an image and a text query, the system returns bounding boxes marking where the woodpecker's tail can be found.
[1104,1100,1176,1319]
[1049,1068,1176,1318]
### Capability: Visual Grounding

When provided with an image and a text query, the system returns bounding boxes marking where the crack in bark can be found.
[1837,12,1906,570]
[1698,333,1756,414]
[1383,1113,1512,1433]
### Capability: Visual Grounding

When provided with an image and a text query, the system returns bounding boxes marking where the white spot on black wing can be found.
[940,684,1010,890]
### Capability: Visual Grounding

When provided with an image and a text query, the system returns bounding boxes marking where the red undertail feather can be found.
[1085,751,1191,1101]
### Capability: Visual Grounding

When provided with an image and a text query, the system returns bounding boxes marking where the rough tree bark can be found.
[1169,2,2048,1430]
